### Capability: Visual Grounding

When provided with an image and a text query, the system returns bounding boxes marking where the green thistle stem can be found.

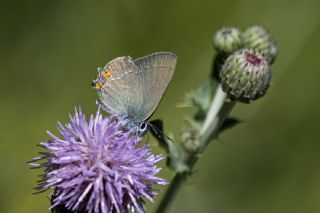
[156,83,236,213]
[199,84,236,151]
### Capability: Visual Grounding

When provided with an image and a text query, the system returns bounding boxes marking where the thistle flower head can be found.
[242,25,278,64]
[219,49,272,103]
[30,108,166,213]
[212,27,243,54]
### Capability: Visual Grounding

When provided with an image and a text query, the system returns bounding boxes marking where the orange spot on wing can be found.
[103,70,111,79]
[95,82,103,90]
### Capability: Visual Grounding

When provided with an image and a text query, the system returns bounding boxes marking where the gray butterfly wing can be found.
[133,52,177,122]
[97,52,177,124]
[97,56,144,117]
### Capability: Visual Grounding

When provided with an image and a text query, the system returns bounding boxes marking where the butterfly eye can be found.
[139,122,148,132]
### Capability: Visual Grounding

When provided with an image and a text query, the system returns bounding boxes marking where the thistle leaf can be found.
[182,79,216,119]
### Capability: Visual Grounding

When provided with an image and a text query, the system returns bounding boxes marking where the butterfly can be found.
[92,52,177,134]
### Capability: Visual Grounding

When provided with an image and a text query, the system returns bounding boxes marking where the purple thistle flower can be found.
[30,108,167,213]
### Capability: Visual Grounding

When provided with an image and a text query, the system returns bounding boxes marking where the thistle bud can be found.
[212,27,243,54]
[242,26,277,64]
[220,49,271,103]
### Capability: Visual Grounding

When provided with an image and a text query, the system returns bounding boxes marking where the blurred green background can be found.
[1,0,320,212]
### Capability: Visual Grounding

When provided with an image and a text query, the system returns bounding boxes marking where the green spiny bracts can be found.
[212,27,243,54]
[220,49,271,103]
[242,26,277,64]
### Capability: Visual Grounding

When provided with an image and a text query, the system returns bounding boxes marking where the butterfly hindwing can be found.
[133,52,177,121]
[98,56,143,117]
